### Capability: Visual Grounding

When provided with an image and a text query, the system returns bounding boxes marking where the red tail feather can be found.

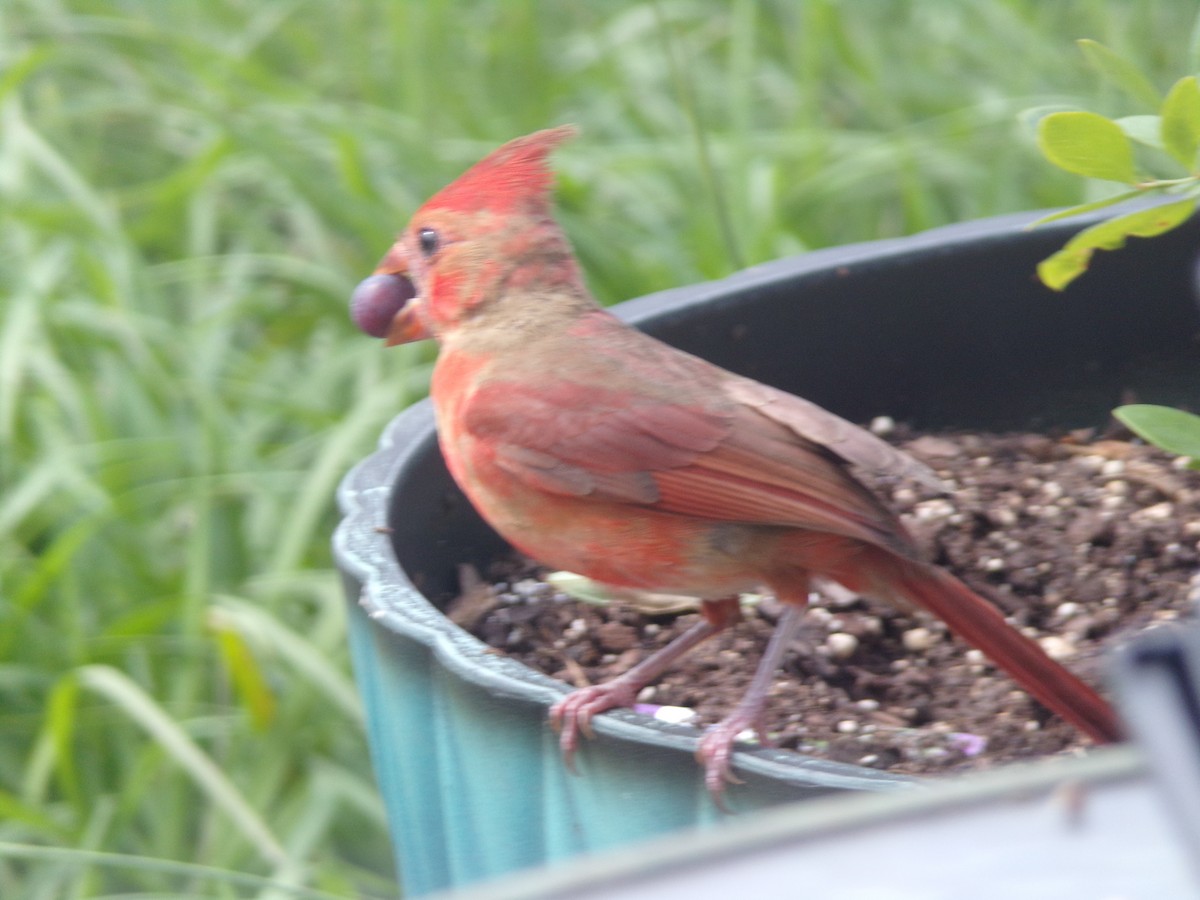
[889,560,1122,743]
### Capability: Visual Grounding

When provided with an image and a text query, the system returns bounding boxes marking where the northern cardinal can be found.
[351,127,1122,798]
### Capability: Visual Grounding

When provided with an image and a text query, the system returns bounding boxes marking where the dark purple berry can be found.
[350,274,416,338]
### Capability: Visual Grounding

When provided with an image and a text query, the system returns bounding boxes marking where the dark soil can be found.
[448,425,1200,776]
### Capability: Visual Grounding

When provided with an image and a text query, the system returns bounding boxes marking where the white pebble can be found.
[1041,481,1064,500]
[807,607,834,625]
[652,705,697,726]
[860,616,884,635]
[1101,459,1126,477]
[913,499,956,522]
[1132,501,1174,521]
[1039,635,1075,660]
[565,618,588,640]
[837,719,859,734]
[902,627,937,653]
[1186,570,1200,606]
[512,578,543,598]
[981,556,1006,572]
[991,508,1018,527]
[1055,601,1081,619]
[826,632,859,659]
[869,415,895,436]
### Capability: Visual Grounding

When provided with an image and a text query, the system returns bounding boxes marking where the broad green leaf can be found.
[1116,115,1164,150]
[1114,404,1200,459]
[1077,39,1163,109]
[1037,198,1196,290]
[1037,112,1137,182]
[1161,76,1200,168]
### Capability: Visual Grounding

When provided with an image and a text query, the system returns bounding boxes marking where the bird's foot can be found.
[549,679,642,770]
[548,615,727,772]
[696,708,770,805]
[695,602,806,807]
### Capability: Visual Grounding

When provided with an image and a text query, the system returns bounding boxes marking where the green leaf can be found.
[1037,112,1137,182]
[1116,115,1164,150]
[1077,39,1163,109]
[1161,76,1200,168]
[1037,197,1196,290]
[77,665,288,866]
[1025,188,1145,228]
[543,571,618,606]
[542,572,767,615]
[212,622,277,731]
[544,571,703,614]
[1113,404,1200,458]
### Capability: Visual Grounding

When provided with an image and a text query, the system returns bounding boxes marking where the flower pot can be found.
[443,745,1197,899]
[334,208,1200,896]
[437,624,1200,898]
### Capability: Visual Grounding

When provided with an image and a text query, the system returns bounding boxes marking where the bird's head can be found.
[350,125,581,345]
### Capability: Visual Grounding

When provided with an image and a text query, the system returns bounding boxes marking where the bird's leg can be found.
[696,600,808,800]
[550,597,741,768]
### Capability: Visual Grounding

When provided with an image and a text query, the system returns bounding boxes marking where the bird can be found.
[349,126,1122,799]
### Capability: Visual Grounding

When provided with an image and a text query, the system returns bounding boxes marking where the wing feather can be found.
[724,377,944,490]
[464,367,921,553]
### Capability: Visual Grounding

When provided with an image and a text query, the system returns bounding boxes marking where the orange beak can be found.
[383,302,429,345]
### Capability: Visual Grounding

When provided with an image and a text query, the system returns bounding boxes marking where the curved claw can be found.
[696,712,775,807]
[549,681,640,773]
[696,724,745,805]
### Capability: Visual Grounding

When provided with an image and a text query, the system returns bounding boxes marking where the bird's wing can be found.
[462,356,928,553]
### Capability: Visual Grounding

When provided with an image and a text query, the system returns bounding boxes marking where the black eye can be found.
[417,227,440,257]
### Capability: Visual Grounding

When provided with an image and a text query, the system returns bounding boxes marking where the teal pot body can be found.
[334,209,1200,896]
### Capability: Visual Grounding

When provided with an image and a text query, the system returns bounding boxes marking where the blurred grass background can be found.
[1,1,1196,896]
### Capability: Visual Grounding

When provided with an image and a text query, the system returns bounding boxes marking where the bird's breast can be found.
[439,426,776,597]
